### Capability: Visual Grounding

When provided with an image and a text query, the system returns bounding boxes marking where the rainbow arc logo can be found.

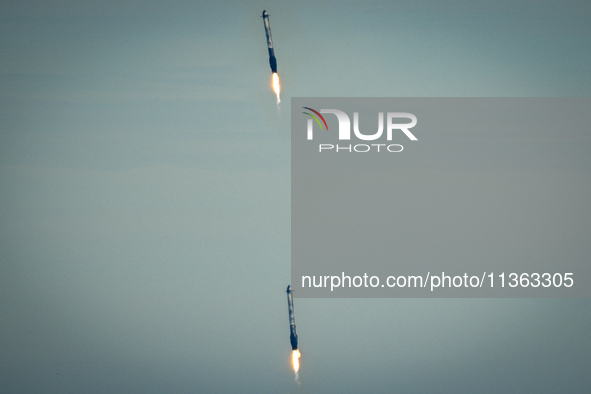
[301,107,328,131]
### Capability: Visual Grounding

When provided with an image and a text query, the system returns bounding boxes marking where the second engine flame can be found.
[291,349,301,374]
[272,72,281,104]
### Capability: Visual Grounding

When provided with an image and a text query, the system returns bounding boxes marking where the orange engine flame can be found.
[272,72,281,104]
[291,349,301,373]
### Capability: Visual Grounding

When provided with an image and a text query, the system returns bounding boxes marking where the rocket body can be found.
[286,285,298,350]
[262,10,278,73]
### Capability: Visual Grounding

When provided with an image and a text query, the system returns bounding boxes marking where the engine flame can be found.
[291,349,301,376]
[272,72,281,104]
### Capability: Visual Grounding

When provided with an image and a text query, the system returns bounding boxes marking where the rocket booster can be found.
[286,285,298,350]
[262,10,278,73]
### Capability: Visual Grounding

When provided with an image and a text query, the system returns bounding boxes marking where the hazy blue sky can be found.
[1,1,590,393]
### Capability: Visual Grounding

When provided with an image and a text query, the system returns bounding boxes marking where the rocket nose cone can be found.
[287,285,291,292]
[262,10,268,17]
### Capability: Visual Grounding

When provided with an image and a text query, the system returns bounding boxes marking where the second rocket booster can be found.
[262,10,278,73]
[286,285,298,350]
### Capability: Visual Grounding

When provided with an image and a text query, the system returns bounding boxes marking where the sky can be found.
[0,1,590,393]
